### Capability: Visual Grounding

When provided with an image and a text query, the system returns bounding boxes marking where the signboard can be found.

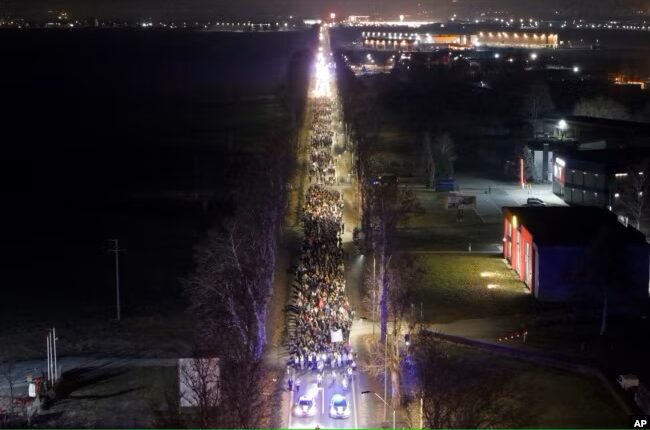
[179,357,220,408]
[445,193,476,209]
[330,329,344,343]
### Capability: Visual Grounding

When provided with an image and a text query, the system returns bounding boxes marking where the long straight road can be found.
[281,25,379,429]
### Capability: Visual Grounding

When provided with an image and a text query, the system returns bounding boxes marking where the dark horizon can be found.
[5,0,650,21]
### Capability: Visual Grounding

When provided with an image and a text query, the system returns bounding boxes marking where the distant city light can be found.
[573,65,580,73]
[530,52,538,60]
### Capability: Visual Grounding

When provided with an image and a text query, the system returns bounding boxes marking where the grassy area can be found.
[414,253,530,323]
[405,189,484,229]
[0,309,194,360]
[406,341,628,428]
[39,365,177,427]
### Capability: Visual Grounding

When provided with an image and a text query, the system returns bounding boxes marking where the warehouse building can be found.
[503,206,648,302]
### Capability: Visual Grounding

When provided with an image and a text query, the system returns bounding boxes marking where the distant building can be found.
[552,148,650,208]
[541,115,650,146]
[359,30,557,51]
[473,31,558,48]
[503,206,648,302]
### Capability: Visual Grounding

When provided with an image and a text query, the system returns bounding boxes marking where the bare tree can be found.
[365,184,421,341]
[574,96,631,120]
[522,145,539,182]
[0,355,17,416]
[421,131,436,188]
[615,162,650,231]
[179,356,221,428]
[524,81,554,128]
[363,256,425,409]
[217,355,272,428]
[413,333,526,428]
[432,133,457,179]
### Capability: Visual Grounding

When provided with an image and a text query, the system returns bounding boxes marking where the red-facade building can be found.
[503,206,649,302]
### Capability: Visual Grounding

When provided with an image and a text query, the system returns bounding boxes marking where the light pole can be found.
[362,390,395,429]
[384,331,388,421]
[372,255,376,336]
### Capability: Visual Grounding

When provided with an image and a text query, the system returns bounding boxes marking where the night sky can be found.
[5,0,650,20]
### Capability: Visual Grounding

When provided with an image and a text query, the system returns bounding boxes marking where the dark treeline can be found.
[176,39,313,427]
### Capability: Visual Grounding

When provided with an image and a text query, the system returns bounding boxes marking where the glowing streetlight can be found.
[530,52,538,60]
[573,65,580,73]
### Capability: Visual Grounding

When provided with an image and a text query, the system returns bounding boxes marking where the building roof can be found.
[503,206,647,246]
[555,148,650,173]
[543,115,650,135]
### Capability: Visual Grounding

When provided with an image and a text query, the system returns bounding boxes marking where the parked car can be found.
[525,197,545,206]
[617,374,640,390]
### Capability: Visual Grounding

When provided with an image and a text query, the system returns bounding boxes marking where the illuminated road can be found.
[287,367,361,429]
[282,24,376,429]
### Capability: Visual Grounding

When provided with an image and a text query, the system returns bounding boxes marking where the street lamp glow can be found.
[530,52,538,60]
[573,65,580,73]
[558,119,568,131]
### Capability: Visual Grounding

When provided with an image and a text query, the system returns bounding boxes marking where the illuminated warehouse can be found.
[360,30,558,50]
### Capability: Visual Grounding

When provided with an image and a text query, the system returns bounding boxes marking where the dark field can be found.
[3,28,315,322]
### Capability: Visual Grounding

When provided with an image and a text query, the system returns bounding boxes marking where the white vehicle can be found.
[329,393,350,419]
[618,374,640,390]
[293,395,317,417]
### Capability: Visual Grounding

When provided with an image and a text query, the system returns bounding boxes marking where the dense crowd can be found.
[308,97,337,185]
[287,97,354,370]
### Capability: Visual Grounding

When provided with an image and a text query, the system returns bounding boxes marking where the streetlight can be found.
[372,255,376,336]
[558,119,568,140]
[362,390,396,429]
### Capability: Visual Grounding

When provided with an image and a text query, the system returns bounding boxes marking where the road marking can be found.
[351,375,359,429]
[321,385,325,415]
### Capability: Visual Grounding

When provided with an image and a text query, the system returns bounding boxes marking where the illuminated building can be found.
[359,30,558,51]
[503,206,648,301]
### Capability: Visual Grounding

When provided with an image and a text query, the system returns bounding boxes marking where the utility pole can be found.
[46,328,58,385]
[52,328,57,381]
[109,239,124,321]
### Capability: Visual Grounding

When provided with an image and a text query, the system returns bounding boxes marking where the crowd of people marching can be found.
[287,96,354,372]
[308,99,337,185]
